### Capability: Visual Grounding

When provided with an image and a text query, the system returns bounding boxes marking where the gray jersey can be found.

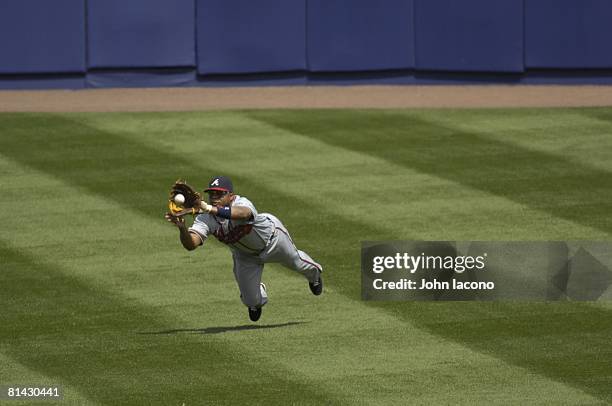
[188,195,274,255]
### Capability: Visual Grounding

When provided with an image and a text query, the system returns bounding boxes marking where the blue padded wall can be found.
[87,0,195,69]
[307,0,414,72]
[6,0,612,88]
[196,0,306,74]
[0,0,85,74]
[526,0,612,68]
[414,0,524,72]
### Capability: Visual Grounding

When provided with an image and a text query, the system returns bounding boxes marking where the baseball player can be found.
[164,176,323,322]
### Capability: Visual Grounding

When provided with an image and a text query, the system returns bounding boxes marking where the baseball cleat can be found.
[309,274,323,296]
[248,306,262,322]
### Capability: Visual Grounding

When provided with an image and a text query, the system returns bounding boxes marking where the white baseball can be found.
[174,193,185,205]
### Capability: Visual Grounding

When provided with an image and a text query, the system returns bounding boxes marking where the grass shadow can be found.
[139,321,307,335]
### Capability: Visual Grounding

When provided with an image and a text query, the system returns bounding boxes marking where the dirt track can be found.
[1,85,612,112]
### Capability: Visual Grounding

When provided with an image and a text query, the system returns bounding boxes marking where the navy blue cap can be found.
[205,176,233,193]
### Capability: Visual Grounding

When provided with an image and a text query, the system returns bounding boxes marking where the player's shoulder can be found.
[232,195,254,207]
[232,195,258,218]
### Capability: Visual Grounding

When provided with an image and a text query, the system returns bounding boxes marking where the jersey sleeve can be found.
[188,214,213,244]
[233,196,258,220]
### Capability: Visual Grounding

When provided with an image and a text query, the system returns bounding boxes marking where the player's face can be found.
[208,190,232,206]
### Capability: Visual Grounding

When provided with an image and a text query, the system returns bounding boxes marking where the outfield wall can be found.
[1,0,612,89]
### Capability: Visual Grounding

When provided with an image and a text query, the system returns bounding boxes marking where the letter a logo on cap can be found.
[211,178,220,186]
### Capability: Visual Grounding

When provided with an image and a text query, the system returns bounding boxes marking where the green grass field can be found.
[1,108,611,405]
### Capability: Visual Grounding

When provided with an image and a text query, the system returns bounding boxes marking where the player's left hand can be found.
[168,179,202,216]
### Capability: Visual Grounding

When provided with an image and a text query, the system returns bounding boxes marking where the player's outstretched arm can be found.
[200,202,253,220]
[164,213,202,251]
[222,205,253,220]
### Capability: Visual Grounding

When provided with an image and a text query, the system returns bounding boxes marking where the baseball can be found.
[174,193,185,205]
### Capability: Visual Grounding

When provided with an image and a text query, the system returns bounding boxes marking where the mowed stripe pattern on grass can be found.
[0,117,338,405]
[0,109,611,405]
[248,108,612,401]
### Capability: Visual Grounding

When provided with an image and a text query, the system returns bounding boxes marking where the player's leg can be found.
[261,214,322,286]
[274,230,323,295]
[232,251,268,310]
[279,233,322,282]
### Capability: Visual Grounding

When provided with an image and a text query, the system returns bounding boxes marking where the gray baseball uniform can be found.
[188,195,322,308]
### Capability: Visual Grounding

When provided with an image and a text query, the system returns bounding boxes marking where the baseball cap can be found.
[205,176,233,193]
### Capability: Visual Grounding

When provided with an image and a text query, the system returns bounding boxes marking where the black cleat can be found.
[309,274,323,296]
[248,306,262,322]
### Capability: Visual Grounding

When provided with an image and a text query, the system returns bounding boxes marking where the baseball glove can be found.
[167,179,202,217]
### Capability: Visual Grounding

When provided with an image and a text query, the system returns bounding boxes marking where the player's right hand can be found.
[200,200,213,213]
[164,212,185,227]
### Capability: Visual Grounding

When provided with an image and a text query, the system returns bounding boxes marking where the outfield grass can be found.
[1,108,611,405]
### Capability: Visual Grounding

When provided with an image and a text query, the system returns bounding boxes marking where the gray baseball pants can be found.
[232,214,322,308]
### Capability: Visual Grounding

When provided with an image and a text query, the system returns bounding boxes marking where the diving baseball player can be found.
[164,176,323,322]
